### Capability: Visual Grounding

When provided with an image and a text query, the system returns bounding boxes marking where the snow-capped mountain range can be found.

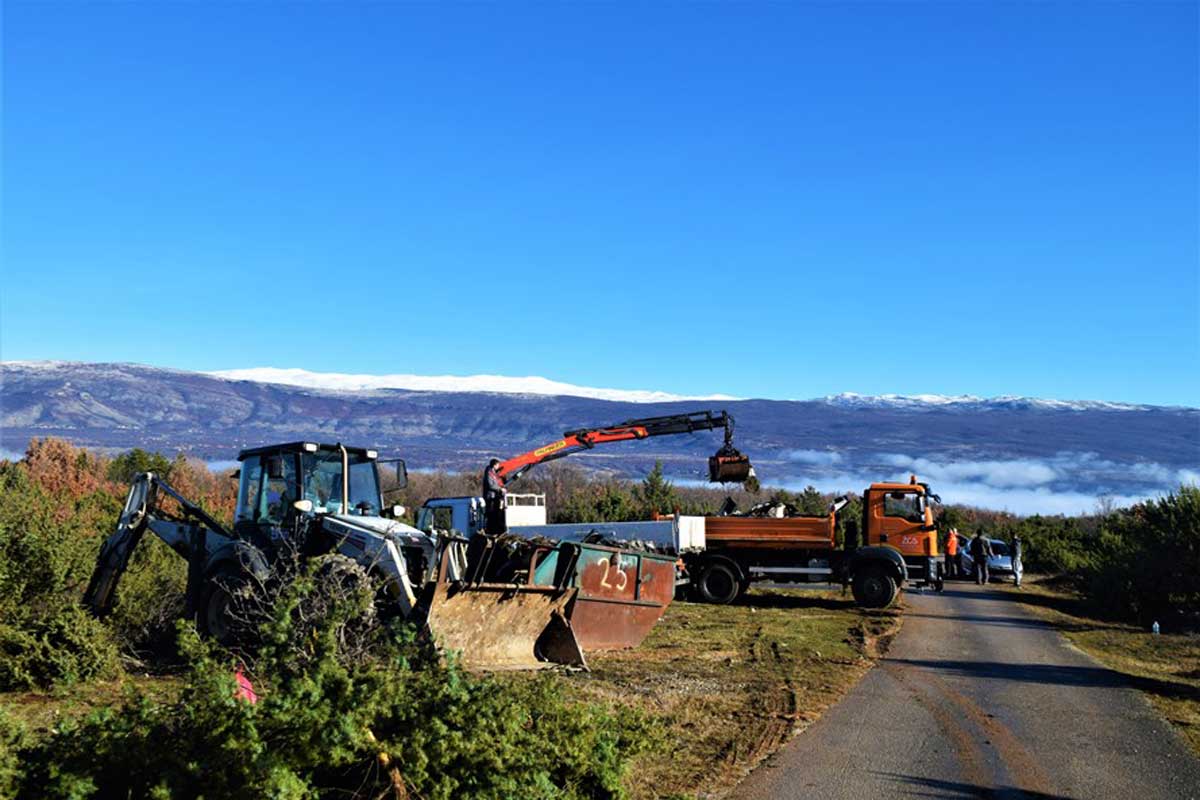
[207,366,741,404]
[204,366,1156,411]
[821,392,1153,413]
[4,361,1169,411]
[1,361,1196,515]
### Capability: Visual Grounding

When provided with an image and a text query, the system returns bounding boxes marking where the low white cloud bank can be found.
[881,454,1057,488]
[783,449,843,466]
[773,451,1198,516]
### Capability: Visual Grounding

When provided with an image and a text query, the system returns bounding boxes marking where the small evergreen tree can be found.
[635,461,678,518]
[795,485,826,516]
[107,448,173,484]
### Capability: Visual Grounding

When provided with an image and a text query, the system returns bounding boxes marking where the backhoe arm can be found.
[83,472,233,617]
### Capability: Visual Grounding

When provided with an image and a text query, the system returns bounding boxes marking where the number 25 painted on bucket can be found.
[599,557,628,591]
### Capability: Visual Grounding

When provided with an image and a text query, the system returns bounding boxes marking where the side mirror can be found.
[293,499,314,513]
[379,458,408,491]
[267,455,286,480]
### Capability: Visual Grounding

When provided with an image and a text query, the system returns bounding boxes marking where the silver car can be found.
[955,536,1014,581]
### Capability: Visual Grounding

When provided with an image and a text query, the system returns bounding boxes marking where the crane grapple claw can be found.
[709,450,754,484]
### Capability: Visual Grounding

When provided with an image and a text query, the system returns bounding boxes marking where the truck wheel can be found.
[852,567,897,609]
[696,562,741,605]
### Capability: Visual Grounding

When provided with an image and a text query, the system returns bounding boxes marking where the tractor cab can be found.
[233,442,408,545]
[863,475,943,586]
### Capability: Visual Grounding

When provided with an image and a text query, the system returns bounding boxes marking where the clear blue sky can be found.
[3,2,1197,405]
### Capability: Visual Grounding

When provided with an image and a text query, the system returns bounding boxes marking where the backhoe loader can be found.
[84,441,586,669]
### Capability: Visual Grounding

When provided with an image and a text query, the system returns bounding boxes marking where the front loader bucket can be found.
[423,580,586,670]
[422,537,590,671]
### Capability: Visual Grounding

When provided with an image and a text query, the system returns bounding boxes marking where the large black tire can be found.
[852,566,898,609]
[199,565,253,646]
[312,553,379,626]
[695,561,741,605]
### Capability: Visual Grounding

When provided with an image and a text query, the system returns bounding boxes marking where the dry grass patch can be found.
[0,674,183,737]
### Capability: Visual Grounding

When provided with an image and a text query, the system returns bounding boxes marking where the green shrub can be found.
[16,559,658,799]
[0,463,123,689]
[106,535,188,659]
[0,707,27,800]
[0,608,121,690]
[0,453,191,685]
[1085,486,1200,624]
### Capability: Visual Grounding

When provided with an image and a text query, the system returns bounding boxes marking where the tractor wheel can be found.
[696,562,741,605]
[311,554,379,626]
[852,566,898,609]
[200,565,253,646]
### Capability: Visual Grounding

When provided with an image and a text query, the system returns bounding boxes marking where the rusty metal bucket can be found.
[533,542,677,651]
[421,536,587,670]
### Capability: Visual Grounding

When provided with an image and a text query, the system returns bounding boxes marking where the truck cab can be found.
[862,475,943,586]
[416,493,547,538]
[417,495,486,537]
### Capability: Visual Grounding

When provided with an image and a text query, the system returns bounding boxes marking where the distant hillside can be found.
[1,361,1196,514]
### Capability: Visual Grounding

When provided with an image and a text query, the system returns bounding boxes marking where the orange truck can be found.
[681,476,943,609]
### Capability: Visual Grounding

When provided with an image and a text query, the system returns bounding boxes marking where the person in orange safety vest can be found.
[945,528,960,579]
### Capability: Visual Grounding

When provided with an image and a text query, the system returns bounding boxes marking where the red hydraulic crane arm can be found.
[495,410,738,485]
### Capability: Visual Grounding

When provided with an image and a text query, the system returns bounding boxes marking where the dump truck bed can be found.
[701,514,837,550]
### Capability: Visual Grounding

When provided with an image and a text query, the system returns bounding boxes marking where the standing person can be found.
[970,530,993,585]
[945,529,959,579]
[483,459,507,535]
[1012,534,1024,588]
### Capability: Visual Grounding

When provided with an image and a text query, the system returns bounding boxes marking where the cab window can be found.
[236,457,263,522]
[883,491,924,523]
[431,507,454,530]
[348,461,380,515]
[300,451,381,515]
[417,506,455,532]
[262,455,300,524]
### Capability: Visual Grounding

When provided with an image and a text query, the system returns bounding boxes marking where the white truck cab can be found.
[417,493,547,537]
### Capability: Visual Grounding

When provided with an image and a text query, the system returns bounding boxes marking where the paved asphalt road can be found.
[735,583,1200,800]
